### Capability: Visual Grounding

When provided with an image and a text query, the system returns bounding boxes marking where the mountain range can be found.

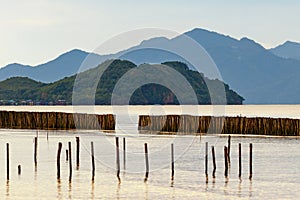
[1,28,300,104]
[0,60,244,105]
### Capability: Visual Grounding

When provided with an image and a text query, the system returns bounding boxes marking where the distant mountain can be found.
[269,41,300,61]
[2,28,300,104]
[0,60,244,105]
[116,28,300,104]
[0,49,107,83]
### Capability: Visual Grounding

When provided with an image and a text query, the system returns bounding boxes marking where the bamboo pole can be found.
[205,142,208,183]
[6,143,9,180]
[91,142,95,181]
[34,137,37,166]
[115,137,120,182]
[228,135,231,165]
[171,143,174,181]
[68,142,72,182]
[249,143,253,180]
[239,143,242,179]
[123,138,126,170]
[18,165,21,175]
[224,146,228,178]
[57,142,62,179]
[76,137,80,169]
[144,143,149,182]
[212,146,216,178]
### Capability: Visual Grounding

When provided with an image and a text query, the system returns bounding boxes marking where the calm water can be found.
[0,105,300,199]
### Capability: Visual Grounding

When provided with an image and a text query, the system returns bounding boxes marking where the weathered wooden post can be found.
[34,137,38,166]
[171,143,174,181]
[115,137,120,182]
[76,137,80,169]
[249,143,253,180]
[205,142,208,183]
[224,146,228,178]
[228,135,231,165]
[57,142,62,179]
[212,146,216,178]
[91,142,95,181]
[239,143,242,179]
[6,143,9,180]
[144,143,149,182]
[68,142,72,182]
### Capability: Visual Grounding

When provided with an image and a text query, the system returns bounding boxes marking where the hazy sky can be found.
[1,0,300,67]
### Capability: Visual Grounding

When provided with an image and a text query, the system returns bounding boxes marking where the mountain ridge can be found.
[0,60,244,105]
[1,28,300,104]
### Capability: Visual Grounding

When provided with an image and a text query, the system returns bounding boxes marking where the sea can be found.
[0,105,299,199]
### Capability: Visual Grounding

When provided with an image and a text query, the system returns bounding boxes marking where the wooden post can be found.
[34,137,37,166]
[171,143,174,181]
[228,135,231,165]
[18,165,21,175]
[239,143,242,178]
[66,149,68,161]
[91,142,95,181]
[249,143,253,180]
[57,142,62,179]
[212,146,216,178]
[205,142,208,183]
[115,137,120,182]
[123,138,126,170]
[224,146,228,178]
[76,137,80,168]
[6,143,9,180]
[144,143,149,182]
[68,142,72,182]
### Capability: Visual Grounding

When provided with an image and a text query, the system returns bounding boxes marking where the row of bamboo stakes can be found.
[1,111,299,136]
[5,135,253,183]
[139,115,300,136]
[0,111,115,130]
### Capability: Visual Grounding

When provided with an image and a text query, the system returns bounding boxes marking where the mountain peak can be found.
[270,40,300,60]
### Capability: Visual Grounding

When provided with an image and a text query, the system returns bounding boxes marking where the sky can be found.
[1,0,300,67]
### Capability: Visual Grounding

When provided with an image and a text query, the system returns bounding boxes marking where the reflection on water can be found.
[6,181,9,198]
[57,180,61,199]
[0,130,299,199]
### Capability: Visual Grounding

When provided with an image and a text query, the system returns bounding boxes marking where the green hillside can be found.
[0,60,244,105]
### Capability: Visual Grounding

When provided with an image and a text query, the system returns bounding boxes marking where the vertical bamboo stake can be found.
[34,137,37,166]
[18,165,21,175]
[144,143,149,182]
[224,146,228,178]
[91,142,95,181]
[171,143,174,181]
[212,146,216,178]
[115,137,120,182]
[239,143,242,179]
[57,142,62,179]
[249,143,253,180]
[66,149,68,161]
[228,135,231,165]
[68,142,72,182]
[205,142,208,183]
[76,137,80,169]
[123,138,126,170]
[6,143,9,180]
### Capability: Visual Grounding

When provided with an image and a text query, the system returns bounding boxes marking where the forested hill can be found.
[0,60,244,105]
